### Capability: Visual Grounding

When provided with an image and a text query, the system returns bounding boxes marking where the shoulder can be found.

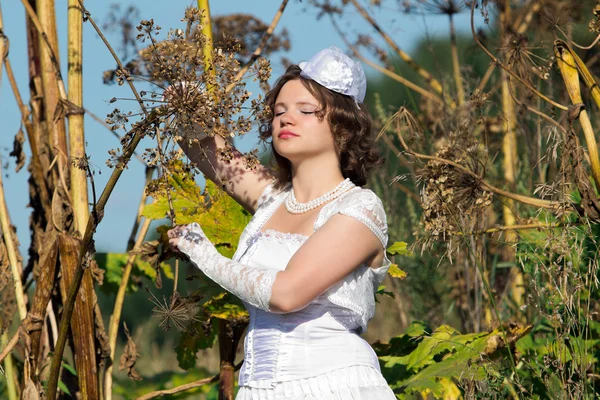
[335,187,384,211]
[256,180,291,212]
[331,187,388,247]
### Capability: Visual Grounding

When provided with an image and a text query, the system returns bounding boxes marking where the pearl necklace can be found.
[285,178,356,214]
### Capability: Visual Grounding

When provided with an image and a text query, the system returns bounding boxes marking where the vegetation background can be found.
[0,0,598,399]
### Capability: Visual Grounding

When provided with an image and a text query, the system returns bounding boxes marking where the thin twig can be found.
[104,217,153,400]
[84,107,146,165]
[0,327,22,364]
[349,0,444,95]
[136,361,243,400]
[0,157,27,320]
[330,15,446,106]
[470,1,568,111]
[449,222,568,236]
[558,26,600,51]
[506,80,567,134]
[224,0,289,94]
[0,5,27,322]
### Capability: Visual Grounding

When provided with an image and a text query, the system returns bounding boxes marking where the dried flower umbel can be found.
[418,120,493,248]
[102,10,274,200]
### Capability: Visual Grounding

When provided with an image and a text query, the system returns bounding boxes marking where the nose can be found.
[279,111,295,127]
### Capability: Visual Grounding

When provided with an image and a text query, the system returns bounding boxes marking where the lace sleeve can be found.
[336,189,388,249]
[178,223,278,311]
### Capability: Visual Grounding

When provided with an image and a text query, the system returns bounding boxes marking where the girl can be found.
[168,46,396,399]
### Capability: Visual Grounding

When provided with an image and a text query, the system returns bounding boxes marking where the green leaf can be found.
[61,362,77,377]
[58,380,71,396]
[376,285,395,299]
[176,321,219,370]
[387,241,410,256]
[95,253,169,294]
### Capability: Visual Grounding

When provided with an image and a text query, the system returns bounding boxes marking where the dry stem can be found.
[469,1,568,111]
[68,0,89,236]
[349,0,444,95]
[330,16,446,106]
[47,3,173,396]
[224,0,289,94]
[4,56,51,209]
[449,14,464,105]
[84,107,146,165]
[136,361,242,400]
[0,158,27,320]
[0,327,22,364]
[104,217,152,400]
[20,0,67,99]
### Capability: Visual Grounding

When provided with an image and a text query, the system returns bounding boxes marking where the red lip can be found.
[278,130,299,138]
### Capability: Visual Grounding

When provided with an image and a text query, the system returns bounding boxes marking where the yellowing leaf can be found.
[203,292,249,320]
[388,263,407,279]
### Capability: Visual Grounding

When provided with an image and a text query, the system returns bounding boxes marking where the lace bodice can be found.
[232,181,391,334]
[237,225,383,388]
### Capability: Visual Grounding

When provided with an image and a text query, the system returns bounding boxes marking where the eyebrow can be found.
[274,101,319,108]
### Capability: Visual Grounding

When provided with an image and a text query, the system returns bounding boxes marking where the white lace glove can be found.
[176,223,278,311]
[162,81,209,142]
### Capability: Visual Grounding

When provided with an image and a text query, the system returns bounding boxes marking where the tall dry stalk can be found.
[195,2,240,397]
[26,1,100,397]
[104,167,154,399]
[349,0,444,96]
[0,160,27,400]
[35,0,69,178]
[555,43,600,192]
[499,0,523,310]
[0,7,20,399]
[67,0,89,236]
[448,13,464,106]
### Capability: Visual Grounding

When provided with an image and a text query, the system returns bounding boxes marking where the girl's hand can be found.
[167,225,189,252]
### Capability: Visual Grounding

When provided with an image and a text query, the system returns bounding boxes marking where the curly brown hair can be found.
[259,65,384,189]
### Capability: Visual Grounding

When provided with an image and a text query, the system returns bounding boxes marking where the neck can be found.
[289,154,346,203]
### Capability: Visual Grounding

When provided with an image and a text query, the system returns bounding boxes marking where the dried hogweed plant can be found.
[104,7,272,192]
[101,7,276,331]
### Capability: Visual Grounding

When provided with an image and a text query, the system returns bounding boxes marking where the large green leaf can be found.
[95,253,173,294]
[176,320,219,371]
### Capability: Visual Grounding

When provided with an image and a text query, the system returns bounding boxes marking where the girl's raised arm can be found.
[179,133,275,215]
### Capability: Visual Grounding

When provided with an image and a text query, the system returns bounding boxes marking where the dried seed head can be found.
[147,289,200,332]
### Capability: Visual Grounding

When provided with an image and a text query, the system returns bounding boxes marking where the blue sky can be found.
[0,1,484,255]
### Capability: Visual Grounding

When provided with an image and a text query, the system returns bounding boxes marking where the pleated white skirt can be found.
[235,365,396,400]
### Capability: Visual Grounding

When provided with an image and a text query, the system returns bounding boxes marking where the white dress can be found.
[232,182,396,400]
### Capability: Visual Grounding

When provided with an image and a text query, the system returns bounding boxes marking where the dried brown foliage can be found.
[119,323,142,381]
[9,128,26,173]
[417,119,493,247]
[0,240,15,333]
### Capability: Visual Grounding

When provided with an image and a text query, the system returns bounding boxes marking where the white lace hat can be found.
[298,46,367,104]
